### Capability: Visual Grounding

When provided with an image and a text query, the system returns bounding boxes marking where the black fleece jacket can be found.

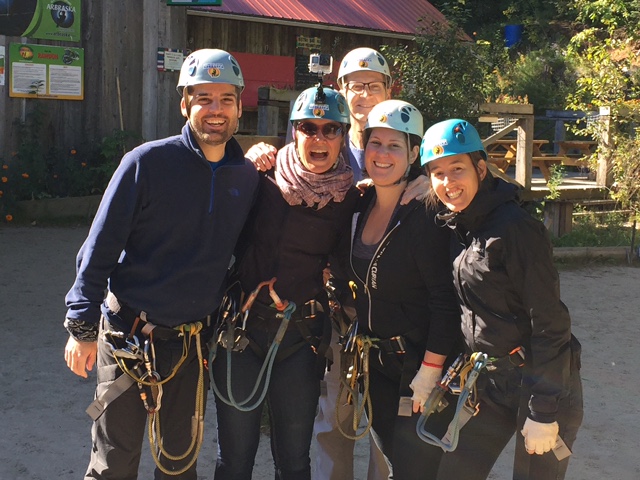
[441,174,573,423]
[349,188,461,359]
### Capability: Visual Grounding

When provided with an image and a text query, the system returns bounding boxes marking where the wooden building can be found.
[0,0,448,164]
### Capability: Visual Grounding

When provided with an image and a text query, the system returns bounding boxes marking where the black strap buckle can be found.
[376,335,406,354]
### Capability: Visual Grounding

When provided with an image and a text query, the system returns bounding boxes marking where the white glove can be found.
[409,364,442,413]
[521,418,559,455]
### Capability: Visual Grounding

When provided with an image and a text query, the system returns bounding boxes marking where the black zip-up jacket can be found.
[441,174,573,422]
[236,172,360,307]
[349,189,461,359]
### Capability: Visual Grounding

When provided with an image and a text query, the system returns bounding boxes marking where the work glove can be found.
[521,418,559,455]
[409,363,442,413]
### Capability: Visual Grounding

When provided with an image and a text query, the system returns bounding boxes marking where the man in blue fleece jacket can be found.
[63,49,259,479]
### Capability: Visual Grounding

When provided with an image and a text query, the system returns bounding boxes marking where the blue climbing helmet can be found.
[420,119,487,167]
[290,86,350,125]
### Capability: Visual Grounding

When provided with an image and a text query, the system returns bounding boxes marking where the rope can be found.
[148,329,206,476]
[336,334,376,440]
[210,302,295,411]
[209,278,297,412]
[110,322,203,387]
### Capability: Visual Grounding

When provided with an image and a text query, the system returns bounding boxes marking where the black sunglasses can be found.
[295,121,344,140]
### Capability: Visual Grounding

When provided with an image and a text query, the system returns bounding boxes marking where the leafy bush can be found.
[1,106,141,224]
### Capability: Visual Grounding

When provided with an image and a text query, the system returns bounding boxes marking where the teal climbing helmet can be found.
[420,119,487,166]
[290,86,350,125]
[176,49,245,95]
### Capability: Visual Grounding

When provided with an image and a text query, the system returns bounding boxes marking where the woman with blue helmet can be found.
[420,119,583,480]
[211,86,360,480]
[345,100,461,480]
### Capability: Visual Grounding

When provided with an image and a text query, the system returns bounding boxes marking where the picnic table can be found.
[486,139,555,176]
[555,140,598,157]
[486,138,598,181]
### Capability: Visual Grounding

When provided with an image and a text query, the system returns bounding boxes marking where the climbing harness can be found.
[209,277,297,412]
[97,298,208,476]
[335,320,376,441]
[416,352,488,452]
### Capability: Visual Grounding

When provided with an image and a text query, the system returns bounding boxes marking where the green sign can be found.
[0,0,81,42]
[167,1,223,5]
[9,43,84,100]
[25,0,81,42]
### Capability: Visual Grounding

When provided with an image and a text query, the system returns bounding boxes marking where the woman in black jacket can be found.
[420,119,583,480]
[348,100,461,480]
[211,86,359,480]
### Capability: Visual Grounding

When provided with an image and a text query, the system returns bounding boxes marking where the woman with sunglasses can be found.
[346,100,461,480]
[419,119,583,480]
[211,86,360,480]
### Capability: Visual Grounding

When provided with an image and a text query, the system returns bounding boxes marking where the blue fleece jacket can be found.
[65,122,259,327]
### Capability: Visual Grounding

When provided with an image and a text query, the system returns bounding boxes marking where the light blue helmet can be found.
[420,119,487,166]
[365,100,423,138]
[176,49,244,95]
[290,87,350,125]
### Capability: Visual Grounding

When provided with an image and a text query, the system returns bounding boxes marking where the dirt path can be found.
[1,226,638,479]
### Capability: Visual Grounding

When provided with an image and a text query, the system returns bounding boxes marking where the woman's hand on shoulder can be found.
[246,142,278,172]
[401,175,430,205]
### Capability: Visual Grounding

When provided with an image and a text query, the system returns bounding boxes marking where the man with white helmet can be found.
[336,47,392,183]
[63,49,259,479]
[311,47,397,480]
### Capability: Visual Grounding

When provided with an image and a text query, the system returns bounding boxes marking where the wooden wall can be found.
[0,0,186,164]
[0,2,414,165]
[188,15,409,72]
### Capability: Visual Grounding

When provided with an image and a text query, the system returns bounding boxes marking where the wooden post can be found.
[598,106,614,187]
[544,201,573,237]
[257,87,280,136]
[257,87,299,137]
[142,0,159,142]
[515,114,534,189]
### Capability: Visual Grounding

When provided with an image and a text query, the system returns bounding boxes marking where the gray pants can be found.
[85,316,208,480]
[313,329,390,480]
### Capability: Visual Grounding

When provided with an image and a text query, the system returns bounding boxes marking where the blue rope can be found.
[209,302,296,412]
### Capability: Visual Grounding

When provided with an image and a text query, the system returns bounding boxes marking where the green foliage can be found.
[545,164,565,201]
[381,23,497,124]
[428,0,576,49]
[1,106,142,224]
[607,134,640,217]
[551,211,635,247]
[497,48,578,110]
[563,1,640,218]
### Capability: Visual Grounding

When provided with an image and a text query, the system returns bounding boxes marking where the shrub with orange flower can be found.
[5,214,13,222]
[1,177,7,183]
[21,173,30,179]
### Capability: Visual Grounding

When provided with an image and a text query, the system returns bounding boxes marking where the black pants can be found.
[85,315,209,480]
[436,365,583,480]
[368,366,453,480]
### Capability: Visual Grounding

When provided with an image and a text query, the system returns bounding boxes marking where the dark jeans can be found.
[211,316,322,480]
[368,367,451,480]
[436,364,583,480]
[85,315,209,480]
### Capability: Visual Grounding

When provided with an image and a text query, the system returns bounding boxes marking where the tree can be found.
[565,0,640,216]
[381,23,498,125]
